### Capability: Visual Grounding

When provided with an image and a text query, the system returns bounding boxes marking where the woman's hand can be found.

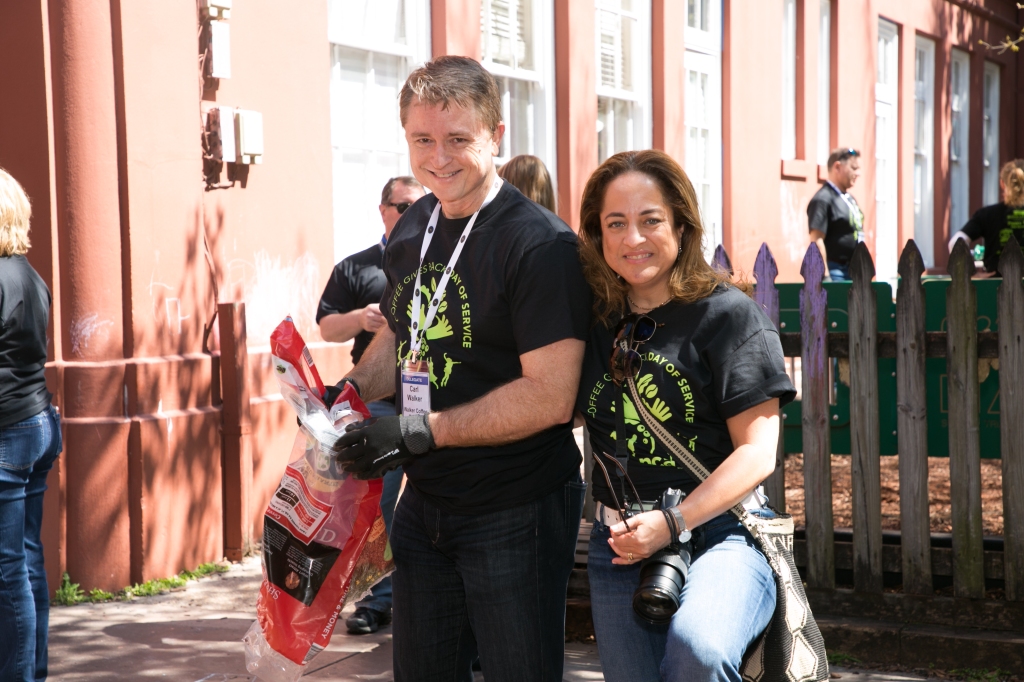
[607,510,673,565]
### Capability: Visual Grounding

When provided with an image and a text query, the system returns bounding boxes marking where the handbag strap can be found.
[625,373,764,541]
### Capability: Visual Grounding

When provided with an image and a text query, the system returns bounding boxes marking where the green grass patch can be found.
[826,651,861,667]
[949,669,1013,682]
[52,561,232,606]
[52,573,85,606]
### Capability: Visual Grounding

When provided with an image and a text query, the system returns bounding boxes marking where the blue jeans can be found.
[827,261,850,281]
[355,400,400,614]
[588,512,776,682]
[0,405,62,682]
[390,473,586,682]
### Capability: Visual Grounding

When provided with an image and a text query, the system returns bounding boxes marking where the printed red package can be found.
[243,318,394,682]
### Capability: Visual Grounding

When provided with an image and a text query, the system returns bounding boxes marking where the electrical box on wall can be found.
[235,110,264,164]
[202,0,232,19]
[209,106,235,162]
[208,20,231,79]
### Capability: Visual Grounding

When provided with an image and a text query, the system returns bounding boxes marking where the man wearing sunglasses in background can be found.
[808,147,864,281]
[315,174,424,635]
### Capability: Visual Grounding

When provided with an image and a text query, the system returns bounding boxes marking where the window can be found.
[816,0,831,165]
[328,0,430,263]
[875,20,899,285]
[481,0,557,168]
[596,0,651,163]
[781,0,797,160]
[914,36,935,268]
[949,49,970,235]
[982,62,1000,206]
[685,0,723,257]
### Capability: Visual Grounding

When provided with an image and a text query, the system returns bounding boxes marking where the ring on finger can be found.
[627,552,634,561]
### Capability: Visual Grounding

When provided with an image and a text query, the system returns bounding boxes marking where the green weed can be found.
[52,573,85,606]
[826,651,861,667]
[52,561,232,606]
[87,587,114,602]
[949,669,1012,682]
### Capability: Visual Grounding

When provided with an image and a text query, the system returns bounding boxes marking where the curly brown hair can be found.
[578,150,746,325]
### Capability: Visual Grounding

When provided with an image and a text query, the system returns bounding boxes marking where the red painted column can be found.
[652,0,686,165]
[49,0,132,591]
[432,0,482,59]
[555,0,597,231]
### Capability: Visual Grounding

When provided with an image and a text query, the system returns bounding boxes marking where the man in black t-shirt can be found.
[317,176,424,363]
[808,146,864,280]
[330,57,591,681]
[316,176,423,635]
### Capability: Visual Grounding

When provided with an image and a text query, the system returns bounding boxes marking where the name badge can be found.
[401,358,431,416]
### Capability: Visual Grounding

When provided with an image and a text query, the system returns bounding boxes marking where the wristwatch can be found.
[669,506,691,543]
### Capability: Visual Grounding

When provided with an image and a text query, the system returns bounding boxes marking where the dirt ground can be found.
[783,453,1005,536]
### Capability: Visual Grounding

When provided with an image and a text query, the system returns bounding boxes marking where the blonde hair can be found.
[578,150,747,325]
[0,167,32,257]
[497,155,556,212]
[1001,159,1024,208]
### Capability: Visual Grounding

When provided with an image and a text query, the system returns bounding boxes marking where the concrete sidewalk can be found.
[48,557,943,681]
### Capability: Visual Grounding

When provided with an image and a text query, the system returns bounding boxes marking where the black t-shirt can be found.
[316,242,386,365]
[381,182,592,514]
[807,183,864,265]
[576,286,795,506]
[0,255,53,428]
[961,203,1024,274]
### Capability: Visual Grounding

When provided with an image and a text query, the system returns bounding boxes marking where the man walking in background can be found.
[316,175,424,634]
[808,147,863,281]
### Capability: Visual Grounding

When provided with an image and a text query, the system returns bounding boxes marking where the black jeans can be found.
[390,473,586,682]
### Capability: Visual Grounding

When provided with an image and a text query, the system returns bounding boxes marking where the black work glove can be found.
[295,381,352,428]
[333,414,434,480]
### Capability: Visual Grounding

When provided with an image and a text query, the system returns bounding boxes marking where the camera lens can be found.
[632,548,690,624]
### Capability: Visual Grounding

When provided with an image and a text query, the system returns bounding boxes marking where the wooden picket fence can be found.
[704,238,1024,624]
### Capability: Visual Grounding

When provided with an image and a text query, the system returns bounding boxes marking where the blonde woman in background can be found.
[949,159,1024,276]
[497,154,557,213]
[0,168,62,682]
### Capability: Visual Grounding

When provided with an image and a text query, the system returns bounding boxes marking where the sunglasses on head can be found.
[387,202,412,214]
[837,148,860,161]
[609,313,658,386]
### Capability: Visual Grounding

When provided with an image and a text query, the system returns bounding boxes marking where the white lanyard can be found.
[409,177,503,357]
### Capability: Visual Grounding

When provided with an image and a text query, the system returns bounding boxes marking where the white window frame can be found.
[949,49,970,235]
[914,36,936,268]
[684,0,723,260]
[816,0,831,166]
[328,0,431,263]
[781,0,797,160]
[595,0,652,163]
[982,61,1000,206]
[481,0,557,170]
[875,19,899,286]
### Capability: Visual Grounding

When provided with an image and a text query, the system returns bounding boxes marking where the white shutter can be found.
[598,8,633,92]
[482,0,530,69]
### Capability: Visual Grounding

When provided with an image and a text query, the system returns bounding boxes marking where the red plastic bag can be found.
[243,318,393,681]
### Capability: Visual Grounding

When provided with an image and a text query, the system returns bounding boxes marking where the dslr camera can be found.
[631,488,693,624]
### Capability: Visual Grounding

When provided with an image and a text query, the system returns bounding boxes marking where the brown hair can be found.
[578,150,746,325]
[497,155,556,212]
[0,167,32,257]
[827,146,860,169]
[380,176,423,205]
[399,56,502,133]
[1001,159,1024,208]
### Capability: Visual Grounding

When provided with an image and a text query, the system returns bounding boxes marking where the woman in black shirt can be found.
[0,167,62,681]
[949,159,1024,274]
[575,150,795,682]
